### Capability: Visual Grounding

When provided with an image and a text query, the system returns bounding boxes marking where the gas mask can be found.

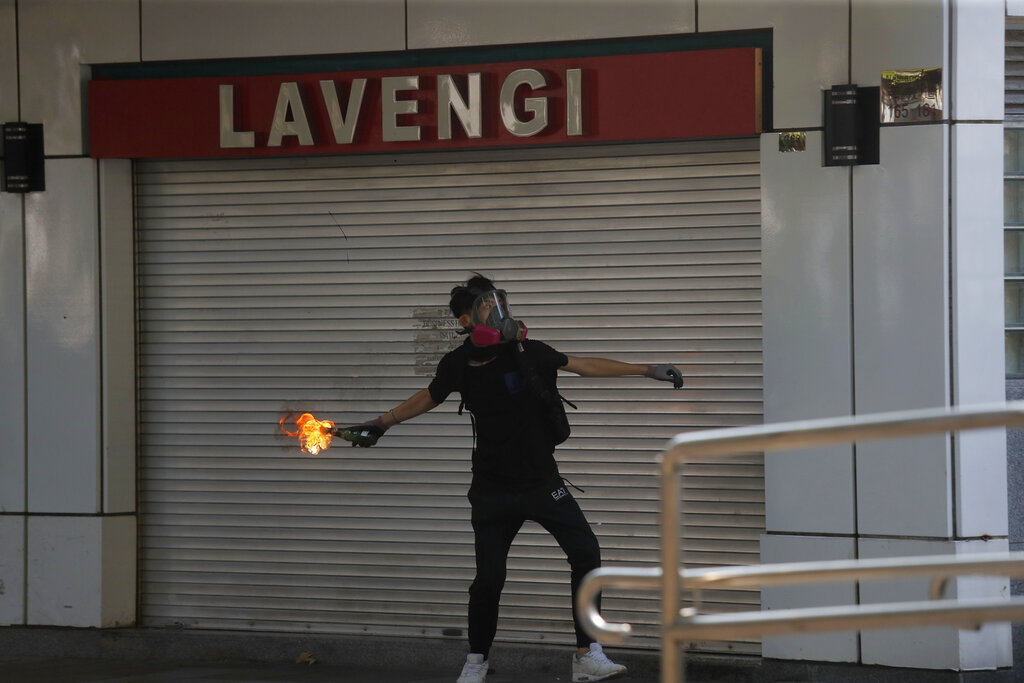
[469,289,527,346]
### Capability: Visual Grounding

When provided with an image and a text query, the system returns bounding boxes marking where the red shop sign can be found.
[89,46,762,159]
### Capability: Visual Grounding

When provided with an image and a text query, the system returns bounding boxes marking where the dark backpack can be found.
[512,342,577,445]
[455,342,577,446]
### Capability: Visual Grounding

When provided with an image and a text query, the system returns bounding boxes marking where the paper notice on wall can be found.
[881,68,942,123]
[413,306,463,376]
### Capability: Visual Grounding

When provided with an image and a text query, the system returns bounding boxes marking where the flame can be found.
[280,413,335,455]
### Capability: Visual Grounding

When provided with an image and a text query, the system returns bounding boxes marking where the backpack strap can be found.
[458,398,477,450]
[451,348,478,451]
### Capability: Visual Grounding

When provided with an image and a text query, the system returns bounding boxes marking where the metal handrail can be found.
[577,402,1024,683]
[579,552,1024,642]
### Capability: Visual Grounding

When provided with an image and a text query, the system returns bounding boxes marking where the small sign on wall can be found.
[778,132,806,153]
[881,68,942,123]
[2,122,45,193]
[822,85,879,166]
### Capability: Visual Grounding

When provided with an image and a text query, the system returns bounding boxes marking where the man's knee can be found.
[568,534,601,573]
[469,572,505,601]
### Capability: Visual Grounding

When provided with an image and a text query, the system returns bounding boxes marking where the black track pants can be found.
[467,478,601,656]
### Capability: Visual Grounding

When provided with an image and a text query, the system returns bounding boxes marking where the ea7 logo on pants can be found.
[551,487,569,501]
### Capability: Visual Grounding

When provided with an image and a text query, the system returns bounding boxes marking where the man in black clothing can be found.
[343,274,683,683]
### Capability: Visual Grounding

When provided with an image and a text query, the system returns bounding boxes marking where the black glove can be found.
[336,423,385,447]
[646,364,684,389]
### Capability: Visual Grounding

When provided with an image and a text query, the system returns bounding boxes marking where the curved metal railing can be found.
[577,402,1024,683]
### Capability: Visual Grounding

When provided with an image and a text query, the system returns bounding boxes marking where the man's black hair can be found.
[449,273,496,318]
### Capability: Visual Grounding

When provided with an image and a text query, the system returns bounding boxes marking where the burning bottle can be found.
[279,413,335,454]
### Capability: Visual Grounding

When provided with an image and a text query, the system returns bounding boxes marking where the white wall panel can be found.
[951,0,1003,121]
[25,159,100,514]
[0,516,25,625]
[853,125,951,538]
[0,192,25,513]
[0,0,17,155]
[953,125,1008,406]
[857,433,951,538]
[18,0,139,156]
[952,124,1008,537]
[761,534,857,662]
[851,126,948,398]
[141,0,405,61]
[859,537,1011,669]
[952,538,1013,669]
[852,0,947,96]
[25,515,134,627]
[408,0,693,49]
[699,0,847,130]
[27,516,101,626]
[760,131,854,535]
[100,160,136,514]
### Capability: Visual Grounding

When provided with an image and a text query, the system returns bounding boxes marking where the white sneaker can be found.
[572,643,627,682]
[457,653,488,683]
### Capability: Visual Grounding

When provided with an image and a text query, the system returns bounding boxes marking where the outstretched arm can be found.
[562,355,684,388]
[377,387,440,429]
[336,388,440,446]
[562,355,647,377]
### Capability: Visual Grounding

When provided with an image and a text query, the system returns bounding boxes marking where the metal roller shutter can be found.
[135,138,763,655]
[1008,20,1024,121]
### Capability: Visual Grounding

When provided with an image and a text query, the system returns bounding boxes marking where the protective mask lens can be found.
[472,290,511,328]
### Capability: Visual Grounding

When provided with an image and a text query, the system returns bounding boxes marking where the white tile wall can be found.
[0,0,17,154]
[852,127,949,412]
[852,125,952,538]
[760,131,855,534]
[858,537,1011,669]
[952,538,1013,669]
[27,516,101,626]
[141,0,405,61]
[25,159,100,514]
[698,0,848,130]
[765,448,855,534]
[951,0,1003,121]
[25,516,135,627]
[856,435,953,537]
[951,124,1008,538]
[952,124,1007,404]
[0,192,25,513]
[407,0,693,48]
[760,534,858,662]
[0,516,25,625]
[851,0,948,97]
[954,427,1008,537]
[99,160,135,515]
[18,0,139,156]
[765,450,851,536]
[859,536,957,668]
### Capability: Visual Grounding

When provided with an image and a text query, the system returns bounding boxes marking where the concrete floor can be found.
[2,656,640,683]
[2,627,1021,683]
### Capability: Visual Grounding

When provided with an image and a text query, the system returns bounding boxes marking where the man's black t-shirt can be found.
[428,338,568,490]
